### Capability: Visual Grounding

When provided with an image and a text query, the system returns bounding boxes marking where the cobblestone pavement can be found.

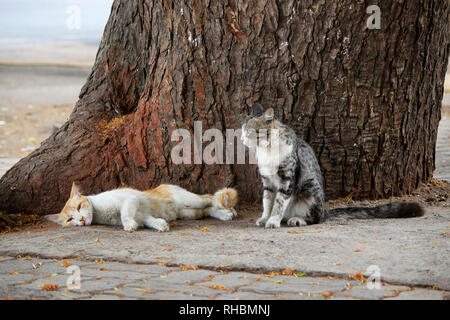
[0,256,447,300]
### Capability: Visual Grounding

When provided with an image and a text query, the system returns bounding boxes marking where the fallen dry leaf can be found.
[288,230,321,234]
[61,259,71,267]
[181,265,199,271]
[209,284,230,291]
[200,227,211,232]
[40,284,59,291]
[354,249,361,252]
[320,291,333,299]
[349,272,367,283]
[95,259,104,264]
[265,272,280,278]
[98,267,108,271]
[281,269,297,276]
[163,247,176,251]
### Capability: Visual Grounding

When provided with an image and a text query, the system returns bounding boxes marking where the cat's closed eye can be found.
[77,203,82,211]
[67,217,73,222]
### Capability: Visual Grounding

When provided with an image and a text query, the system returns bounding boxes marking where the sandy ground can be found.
[0,65,89,157]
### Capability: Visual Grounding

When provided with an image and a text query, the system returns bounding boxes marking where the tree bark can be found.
[0,0,448,215]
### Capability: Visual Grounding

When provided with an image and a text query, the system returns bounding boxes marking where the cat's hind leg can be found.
[205,207,235,221]
[144,216,170,232]
[155,184,212,209]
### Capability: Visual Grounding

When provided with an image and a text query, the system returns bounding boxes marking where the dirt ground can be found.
[0,65,88,158]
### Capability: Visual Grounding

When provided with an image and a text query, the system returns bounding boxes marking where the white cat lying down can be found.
[59,183,238,232]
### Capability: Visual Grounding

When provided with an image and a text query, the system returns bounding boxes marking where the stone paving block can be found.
[0,272,39,287]
[163,269,220,284]
[0,257,14,263]
[83,261,174,275]
[146,278,225,297]
[386,288,444,300]
[88,294,124,300]
[142,291,206,300]
[205,272,259,289]
[241,275,355,295]
[125,277,231,298]
[0,258,52,273]
[18,274,76,291]
[277,293,326,300]
[1,284,90,300]
[335,284,410,300]
[72,277,137,293]
[102,284,213,300]
[77,267,152,282]
[215,291,279,300]
[102,286,155,299]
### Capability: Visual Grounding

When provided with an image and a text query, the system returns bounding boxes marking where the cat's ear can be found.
[70,182,81,198]
[264,108,274,122]
[251,103,264,117]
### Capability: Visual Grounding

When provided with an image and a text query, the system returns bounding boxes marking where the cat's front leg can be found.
[121,197,140,231]
[256,181,276,227]
[265,183,293,229]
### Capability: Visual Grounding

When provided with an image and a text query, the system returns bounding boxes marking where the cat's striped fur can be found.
[241,103,424,228]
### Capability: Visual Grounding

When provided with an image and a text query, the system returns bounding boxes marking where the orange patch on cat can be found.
[144,185,173,198]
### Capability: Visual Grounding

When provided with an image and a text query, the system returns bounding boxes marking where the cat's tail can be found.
[325,202,424,220]
[211,188,239,210]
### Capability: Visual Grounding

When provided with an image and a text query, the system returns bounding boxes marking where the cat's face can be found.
[241,103,276,148]
[59,183,94,227]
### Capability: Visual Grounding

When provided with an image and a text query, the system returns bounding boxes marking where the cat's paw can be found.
[123,220,139,232]
[214,209,235,221]
[256,216,268,227]
[264,217,281,229]
[287,217,307,227]
[152,218,170,232]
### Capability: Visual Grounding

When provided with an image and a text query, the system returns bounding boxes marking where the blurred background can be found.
[0,0,113,163]
[0,0,448,178]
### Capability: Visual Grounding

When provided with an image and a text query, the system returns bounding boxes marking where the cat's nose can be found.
[80,217,85,225]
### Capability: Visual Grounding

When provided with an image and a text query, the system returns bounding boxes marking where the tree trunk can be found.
[0,0,448,215]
